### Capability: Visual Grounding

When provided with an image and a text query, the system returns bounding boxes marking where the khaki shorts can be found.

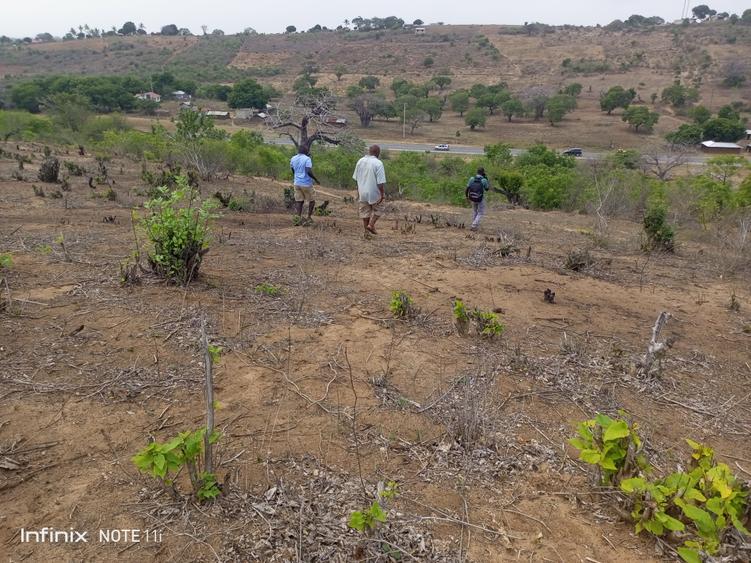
[358,200,383,219]
[294,186,316,202]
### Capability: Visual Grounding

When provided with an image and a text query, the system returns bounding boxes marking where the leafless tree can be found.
[268,92,360,151]
[520,85,554,120]
[640,144,691,180]
[584,160,619,237]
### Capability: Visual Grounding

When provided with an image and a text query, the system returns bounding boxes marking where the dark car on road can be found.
[562,147,583,157]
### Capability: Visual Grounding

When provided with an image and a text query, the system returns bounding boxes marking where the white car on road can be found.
[434,144,450,151]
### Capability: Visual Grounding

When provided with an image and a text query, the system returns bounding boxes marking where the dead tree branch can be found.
[639,311,671,377]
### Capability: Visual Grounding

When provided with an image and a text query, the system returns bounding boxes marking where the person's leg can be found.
[358,202,372,231]
[472,200,485,229]
[294,187,304,219]
[367,204,381,233]
[306,187,316,221]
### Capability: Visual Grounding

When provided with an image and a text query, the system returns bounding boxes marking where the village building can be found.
[134,91,161,103]
[172,90,192,102]
[700,140,742,154]
[204,110,230,119]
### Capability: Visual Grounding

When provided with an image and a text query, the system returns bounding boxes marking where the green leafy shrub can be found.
[569,413,648,485]
[643,206,675,252]
[620,440,749,562]
[453,298,470,335]
[255,282,281,296]
[141,176,216,284]
[389,291,417,319]
[0,254,12,269]
[63,161,86,176]
[572,416,750,563]
[38,156,60,183]
[453,299,505,338]
[220,190,255,212]
[494,171,525,205]
[472,309,504,337]
[348,500,387,532]
[142,165,184,189]
[132,428,221,500]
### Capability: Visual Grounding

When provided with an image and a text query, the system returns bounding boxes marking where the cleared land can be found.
[1,141,750,561]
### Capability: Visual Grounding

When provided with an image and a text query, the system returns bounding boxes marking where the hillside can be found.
[1,23,750,151]
[2,24,750,95]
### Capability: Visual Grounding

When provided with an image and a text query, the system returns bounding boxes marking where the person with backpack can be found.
[466,167,489,231]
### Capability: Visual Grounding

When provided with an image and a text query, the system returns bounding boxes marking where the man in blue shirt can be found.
[290,145,320,224]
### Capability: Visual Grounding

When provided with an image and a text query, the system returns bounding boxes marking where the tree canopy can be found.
[227,79,269,109]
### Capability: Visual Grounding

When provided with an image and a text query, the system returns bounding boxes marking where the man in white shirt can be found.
[352,145,386,235]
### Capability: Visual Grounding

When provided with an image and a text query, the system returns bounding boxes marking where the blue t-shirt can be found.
[290,154,314,187]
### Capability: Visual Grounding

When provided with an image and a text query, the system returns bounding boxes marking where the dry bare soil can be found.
[1,143,750,562]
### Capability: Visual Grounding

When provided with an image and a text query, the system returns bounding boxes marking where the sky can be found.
[1,0,749,38]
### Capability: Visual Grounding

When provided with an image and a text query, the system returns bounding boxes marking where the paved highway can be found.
[264,136,721,165]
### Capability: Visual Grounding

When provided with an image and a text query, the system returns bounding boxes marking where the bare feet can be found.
[365,225,378,235]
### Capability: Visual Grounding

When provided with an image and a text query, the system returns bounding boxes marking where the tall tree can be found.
[227,79,269,109]
[448,91,470,116]
[119,21,137,35]
[600,86,635,114]
[622,106,659,132]
[501,98,524,122]
[465,108,487,130]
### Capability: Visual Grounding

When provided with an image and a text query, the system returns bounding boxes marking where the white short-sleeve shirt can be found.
[353,155,386,204]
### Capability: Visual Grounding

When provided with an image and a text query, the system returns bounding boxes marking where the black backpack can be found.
[467,176,485,202]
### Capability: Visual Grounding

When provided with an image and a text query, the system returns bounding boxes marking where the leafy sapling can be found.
[348,481,399,534]
[453,298,470,335]
[389,291,417,319]
[132,428,221,500]
[255,282,282,297]
[568,412,649,485]
[472,309,504,337]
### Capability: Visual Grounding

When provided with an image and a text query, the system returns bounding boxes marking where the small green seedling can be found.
[0,254,12,269]
[389,291,417,319]
[255,282,281,297]
[208,345,222,364]
[472,309,504,337]
[132,427,221,501]
[568,413,648,485]
[348,481,399,533]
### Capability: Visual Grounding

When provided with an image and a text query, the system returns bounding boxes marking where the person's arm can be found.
[376,162,386,203]
[306,167,320,185]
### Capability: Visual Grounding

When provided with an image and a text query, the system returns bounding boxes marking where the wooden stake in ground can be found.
[201,315,215,474]
[639,311,670,377]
